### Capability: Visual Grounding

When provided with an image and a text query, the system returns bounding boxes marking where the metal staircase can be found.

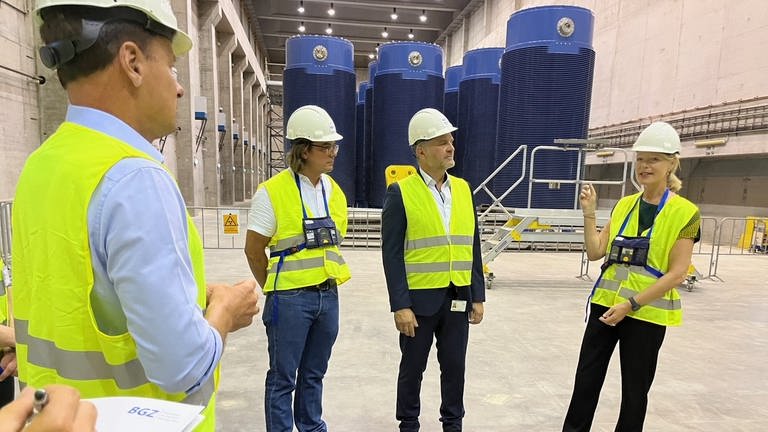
[473,140,636,287]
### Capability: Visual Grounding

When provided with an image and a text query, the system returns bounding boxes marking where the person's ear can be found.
[117,41,145,87]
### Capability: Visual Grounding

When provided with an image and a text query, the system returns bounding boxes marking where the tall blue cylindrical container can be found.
[354,81,368,207]
[283,35,356,202]
[363,61,377,206]
[370,42,444,208]
[495,6,595,208]
[455,48,503,197]
[444,64,463,177]
[444,65,463,128]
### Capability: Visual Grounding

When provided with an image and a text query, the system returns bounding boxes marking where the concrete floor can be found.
[211,248,768,431]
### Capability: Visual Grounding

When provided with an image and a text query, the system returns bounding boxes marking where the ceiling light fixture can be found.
[390,7,398,20]
[297,1,304,14]
[419,10,427,22]
[298,22,306,32]
[408,29,414,39]
[327,2,335,16]
[381,27,389,38]
[325,23,333,34]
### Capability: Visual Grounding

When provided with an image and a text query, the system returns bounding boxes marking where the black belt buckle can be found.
[306,279,336,291]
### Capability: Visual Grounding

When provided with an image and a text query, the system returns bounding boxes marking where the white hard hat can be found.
[286,105,343,142]
[35,0,192,69]
[632,122,681,154]
[408,108,457,145]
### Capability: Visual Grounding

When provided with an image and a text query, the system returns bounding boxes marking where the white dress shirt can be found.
[248,168,334,237]
[419,168,452,232]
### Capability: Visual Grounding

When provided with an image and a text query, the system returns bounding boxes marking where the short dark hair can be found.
[39,6,159,88]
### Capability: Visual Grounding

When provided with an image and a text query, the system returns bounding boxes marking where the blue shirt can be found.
[70,105,222,395]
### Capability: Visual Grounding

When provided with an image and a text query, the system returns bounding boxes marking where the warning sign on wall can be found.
[223,213,239,235]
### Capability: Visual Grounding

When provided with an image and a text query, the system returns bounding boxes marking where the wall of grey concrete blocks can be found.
[0,0,269,210]
[0,4,41,199]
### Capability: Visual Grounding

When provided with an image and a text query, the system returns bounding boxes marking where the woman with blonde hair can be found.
[563,122,700,432]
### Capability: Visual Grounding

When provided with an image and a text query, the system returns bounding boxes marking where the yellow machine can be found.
[385,165,417,187]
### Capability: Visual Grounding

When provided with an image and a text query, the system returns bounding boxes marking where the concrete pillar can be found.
[217,32,237,205]
[198,4,223,206]
[243,73,256,198]
[232,55,246,202]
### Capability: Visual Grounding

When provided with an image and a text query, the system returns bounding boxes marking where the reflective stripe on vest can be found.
[11,122,217,431]
[260,169,351,291]
[400,174,475,289]
[592,192,698,326]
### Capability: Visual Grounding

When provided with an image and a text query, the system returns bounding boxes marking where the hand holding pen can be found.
[0,385,97,432]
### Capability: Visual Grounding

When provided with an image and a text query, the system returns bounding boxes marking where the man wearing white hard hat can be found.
[563,122,701,431]
[245,105,350,432]
[381,108,485,431]
[12,1,261,430]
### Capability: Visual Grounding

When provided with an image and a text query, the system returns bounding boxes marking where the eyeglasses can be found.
[310,143,339,154]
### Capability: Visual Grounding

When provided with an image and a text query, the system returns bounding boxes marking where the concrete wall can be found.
[0,2,39,199]
[0,0,269,207]
[438,0,768,215]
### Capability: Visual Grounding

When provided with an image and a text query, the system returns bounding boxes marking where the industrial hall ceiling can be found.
[245,0,481,82]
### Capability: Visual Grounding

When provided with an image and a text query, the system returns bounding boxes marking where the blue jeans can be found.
[263,287,339,432]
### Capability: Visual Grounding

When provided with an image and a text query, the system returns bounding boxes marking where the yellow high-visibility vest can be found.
[592,191,698,326]
[12,122,216,431]
[399,173,475,289]
[260,169,350,292]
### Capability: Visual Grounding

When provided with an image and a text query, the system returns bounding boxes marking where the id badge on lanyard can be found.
[295,173,338,249]
[608,189,670,280]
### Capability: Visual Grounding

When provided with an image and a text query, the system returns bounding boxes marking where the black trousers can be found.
[563,304,667,432]
[396,294,469,432]
[0,377,14,408]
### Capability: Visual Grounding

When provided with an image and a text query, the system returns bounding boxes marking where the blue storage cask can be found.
[495,6,595,208]
[455,47,503,199]
[370,42,444,208]
[283,35,356,202]
[444,65,463,130]
[444,64,463,177]
[354,81,368,207]
[363,61,377,206]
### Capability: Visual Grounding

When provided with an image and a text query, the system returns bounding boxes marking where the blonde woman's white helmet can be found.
[632,122,681,154]
[408,108,458,145]
[286,105,343,142]
[35,0,193,69]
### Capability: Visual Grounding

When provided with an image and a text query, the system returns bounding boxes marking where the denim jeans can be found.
[263,287,339,432]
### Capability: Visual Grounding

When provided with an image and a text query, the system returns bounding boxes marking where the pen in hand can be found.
[25,388,49,425]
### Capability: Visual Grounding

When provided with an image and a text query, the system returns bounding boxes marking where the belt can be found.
[270,279,337,294]
[301,279,337,291]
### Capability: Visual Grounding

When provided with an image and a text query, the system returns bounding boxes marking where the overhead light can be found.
[368,53,375,59]
[327,2,335,16]
[419,10,427,22]
[390,7,398,20]
[694,138,728,147]
[408,29,414,39]
[382,27,389,38]
[298,22,305,33]
[297,1,304,13]
[325,23,333,34]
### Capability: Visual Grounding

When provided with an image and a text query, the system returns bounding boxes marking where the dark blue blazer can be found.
[381,180,485,317]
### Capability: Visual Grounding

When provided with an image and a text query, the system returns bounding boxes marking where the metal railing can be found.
[0,200,12,266]
[589,97,768,148]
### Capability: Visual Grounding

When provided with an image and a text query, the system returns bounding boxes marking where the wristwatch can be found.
[628,296,642,312]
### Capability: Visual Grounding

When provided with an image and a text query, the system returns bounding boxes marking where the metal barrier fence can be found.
[0,200,12,266]
[0,199,761,283]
